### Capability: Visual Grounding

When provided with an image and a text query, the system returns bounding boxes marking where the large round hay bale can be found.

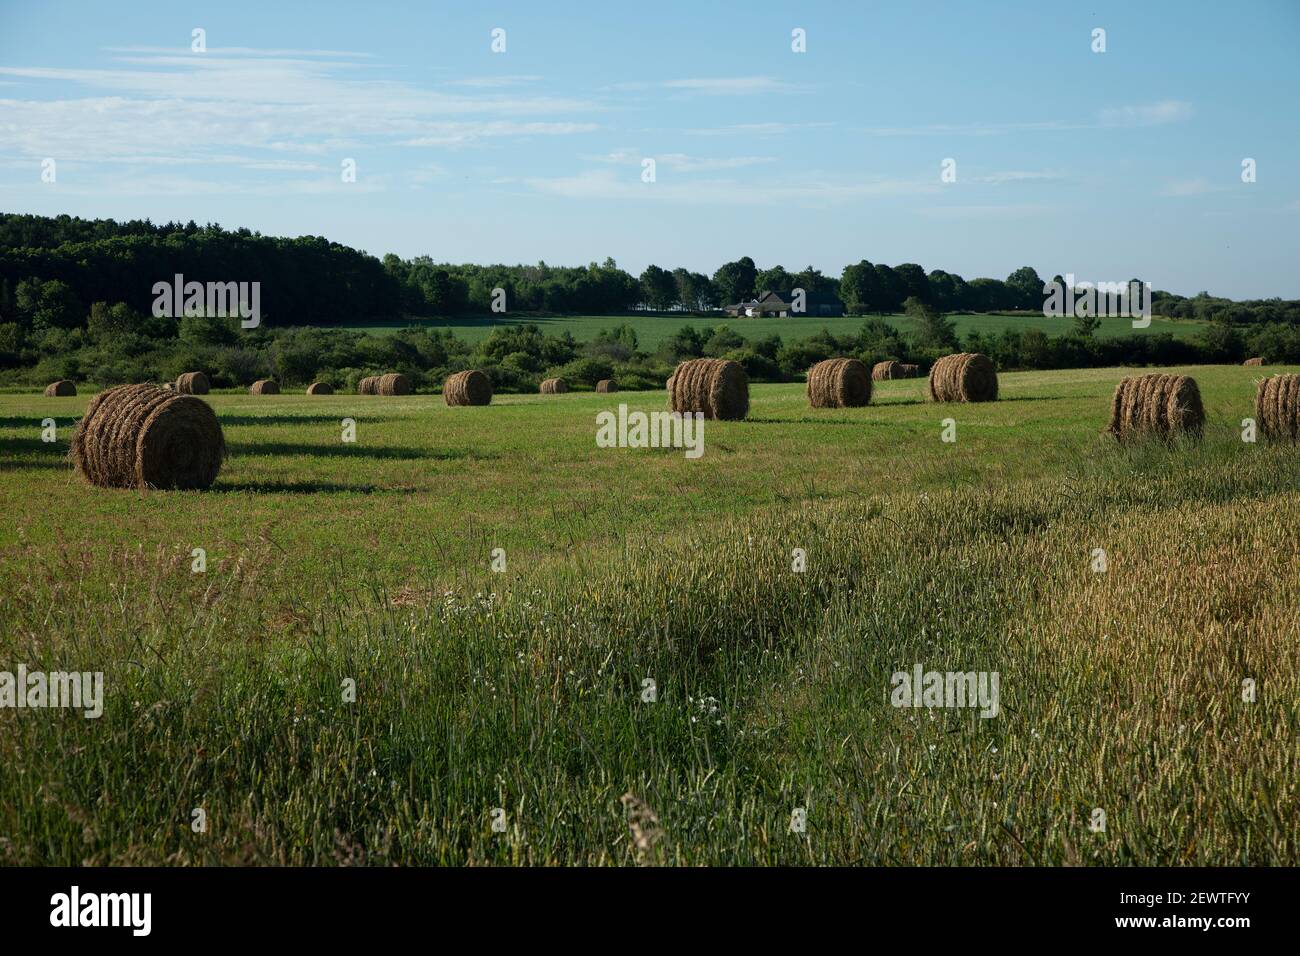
[667,358,749,421]
[1255,373,1300,442]
[377,372,412,396]
[807,358,871,408]
[306,382,334,395]
[43,380,76,397]
[928,353,998,403]
[444,369,493,406]
[540,377,569,394]
[871,360,902,382]
[596,379,617,394]
[249,379,279,395]
[70,383,224,490]
[1244,357,1265,366]
[899,363,920,378]
[357,375,379,395]
[175,371,210,395]
[1106,373,1205,441]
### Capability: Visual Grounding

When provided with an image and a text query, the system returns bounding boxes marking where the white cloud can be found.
[1160,178,1217,197]
[0,48,601,176]
[683,121,833,136]
[863,101,1193,137]
[1098,100,1193,127]
[526,168,935,205]
[584,150,775,173]
[662,76,794,95]
[604,76,799,96]
[969,170,1065,184]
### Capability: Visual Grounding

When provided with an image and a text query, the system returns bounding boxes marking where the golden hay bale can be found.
[540,377,569,394]
[871,360,901,381]
[43,380,76,397]
[377,372,412,396]
[1106,373,1205,441]
[807,358,871,408]
[70,383,224,490]
[306,382,334,395]
[596,379,617,394]
[444,369,493,406]
[1255,374,1300,442]
[175,371,210,395]
[899,363,920,378]
[249,379,279,395]
[666,358,749,421]
[358,375,380,395]
[1244,357,1265,366]
[928,352,999,403]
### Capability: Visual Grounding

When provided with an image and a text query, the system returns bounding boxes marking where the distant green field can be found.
[342,312,1211,347]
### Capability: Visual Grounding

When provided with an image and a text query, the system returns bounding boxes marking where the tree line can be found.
[5,214,1299,338]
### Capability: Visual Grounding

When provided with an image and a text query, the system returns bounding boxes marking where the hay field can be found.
[0,365,1296,865]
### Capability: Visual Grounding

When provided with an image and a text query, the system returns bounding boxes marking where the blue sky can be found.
[1,0,1298,298]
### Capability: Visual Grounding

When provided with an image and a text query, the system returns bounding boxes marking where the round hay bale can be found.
[871,360,902,382]
[444,369,493,406]
[1244,357,1265,366]
[70,383,225,490]
[249,379,279,395]
[1106,373,1205,441]
[596,379,617,394]
[540,377,569,395]
[357,375,379,395]
[927,353,999,403]
[306,382,334,395]
[175,371,210,395]
[1255,373,1300,442]
[666,358,749,421]
[377,372,412,396]
[899,363,920,378]
[43,380,76,397]
[807,358,871,408]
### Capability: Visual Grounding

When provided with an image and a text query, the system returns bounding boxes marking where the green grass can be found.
[342,311,1210,347]
[0,365,1295,865]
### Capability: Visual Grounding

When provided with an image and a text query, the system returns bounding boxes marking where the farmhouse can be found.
[724,290,845,318]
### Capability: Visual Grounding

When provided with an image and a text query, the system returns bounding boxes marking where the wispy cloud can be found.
[526,168,935,205]
[863,101,1193,137]
[1098,100,1193,127]
[1159,177,1225,197]
[0,48,601,177]
[969,170,1066,185]
[682,121,834,136]
[604,76,799,96]
[584,149,775,173]
[446,75,543,89]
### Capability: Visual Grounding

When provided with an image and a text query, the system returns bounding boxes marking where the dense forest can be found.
[1,211,1298,390]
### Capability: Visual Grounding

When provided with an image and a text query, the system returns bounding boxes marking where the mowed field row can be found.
[0,365,1297,864]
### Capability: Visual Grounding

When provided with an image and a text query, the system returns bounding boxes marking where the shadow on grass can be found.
[0,416,81,429]
[212,479,400,495]
[226,441,496,461]
[0,458,71,472]
[0,437,68,455]
[218,414,398,427]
